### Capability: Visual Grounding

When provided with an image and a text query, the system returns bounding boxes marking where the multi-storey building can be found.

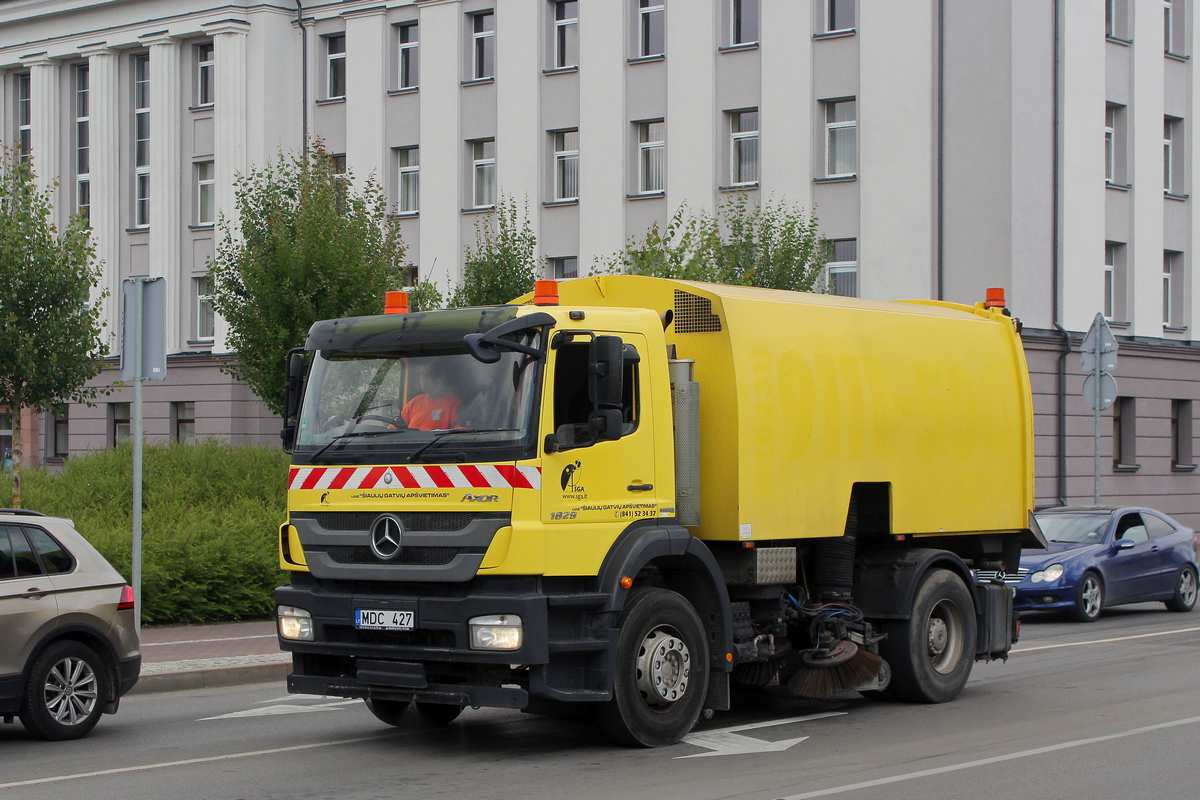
[2,0,1200,525]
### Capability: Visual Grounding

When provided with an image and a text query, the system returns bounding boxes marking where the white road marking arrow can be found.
[676,711,847,759]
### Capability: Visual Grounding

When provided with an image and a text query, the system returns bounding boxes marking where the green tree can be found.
[208,143,409,416]
[604,194,830,292]
[0,146,110,507]
[449,195,542,307]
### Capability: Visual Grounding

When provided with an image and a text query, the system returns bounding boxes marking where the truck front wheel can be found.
[878,568,976,704]
[600,588,709,747]
[364,698,409,727]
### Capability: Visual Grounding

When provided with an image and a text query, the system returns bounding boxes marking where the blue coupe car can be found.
[978,506,1198,622]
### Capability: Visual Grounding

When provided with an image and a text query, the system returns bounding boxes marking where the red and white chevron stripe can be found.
[288,464,542,491]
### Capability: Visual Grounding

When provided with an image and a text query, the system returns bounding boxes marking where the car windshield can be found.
[294,335,542,464]
[1034,513,1110,545]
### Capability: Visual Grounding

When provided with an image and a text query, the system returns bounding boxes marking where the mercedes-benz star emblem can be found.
[369,514,404,560]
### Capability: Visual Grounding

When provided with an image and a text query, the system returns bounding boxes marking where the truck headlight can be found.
[278,605,314,641]
[1031,563,1064,584]
[469,614,522,651]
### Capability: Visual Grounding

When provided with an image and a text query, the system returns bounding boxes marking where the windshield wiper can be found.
[407,428,478,463]
[310,429,398,464]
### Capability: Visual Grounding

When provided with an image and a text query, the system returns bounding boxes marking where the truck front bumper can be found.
[276,574,615,708]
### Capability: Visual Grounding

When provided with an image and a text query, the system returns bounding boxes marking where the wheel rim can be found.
[1081,577,1102,618]
[44,657,98,726]
[635,625,691,708]
[1180,569,1197,606]
[926,598,964,675]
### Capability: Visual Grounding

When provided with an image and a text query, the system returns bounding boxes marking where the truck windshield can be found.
[294,335,542,465]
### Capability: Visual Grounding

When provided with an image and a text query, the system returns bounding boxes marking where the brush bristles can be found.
[786,649,884,699]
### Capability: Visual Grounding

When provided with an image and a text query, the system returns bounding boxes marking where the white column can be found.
[666,0,717,214]
[28,57,61,206]
[345,7,387,181]
[1058,0,1107,331]
[760,0,813,209]
[1130,0,1166,337]
[209,21,250,353]
[79,45,122,344]
[420,0,464,290]
[1190,2,1200,336]
[578,0,625,273]
[146,36,183,354]
[496,0,540,234]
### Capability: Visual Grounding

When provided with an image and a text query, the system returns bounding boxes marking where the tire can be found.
[19,641,108,741]
[415,702,463,726]
[1072,571,1103,622]
[1165,565,1198,612]
[878,568,976,704]
[599,588,709,747]
[364,698,410,727]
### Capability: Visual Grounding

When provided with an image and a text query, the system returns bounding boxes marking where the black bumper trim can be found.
[288,673,528,709]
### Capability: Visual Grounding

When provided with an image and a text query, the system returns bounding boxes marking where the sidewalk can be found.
[130,619,291,695]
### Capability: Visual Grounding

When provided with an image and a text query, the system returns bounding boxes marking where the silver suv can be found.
[0,509,140,740]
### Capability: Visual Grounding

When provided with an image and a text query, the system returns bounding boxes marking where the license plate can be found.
[355,609,415,631]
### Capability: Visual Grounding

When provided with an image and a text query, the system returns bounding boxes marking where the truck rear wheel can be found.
[600,588,709,747]
[878,568,976,704]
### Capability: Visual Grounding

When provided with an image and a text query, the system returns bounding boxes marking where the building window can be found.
[1163,250,1183,327]
[1172,399,1194,467]
[398,24,418,89]
[112,403,131,445]
[731,0,759,45]
[473,12,495,80]
[554,129,579,201]
[1113,396,1137,468]
[1164,117,1182,193]
[196,161,215,225]
[1107,0,1131,39]
[174,402,196,445]
[825,99,857,177]
[398,147,419,212]
[639,0,665,57]
[1105,103,1128,185]
[134,53,150,228]
[1164,0,1184,54]
[825,0,856,33]
[555,1,579,68]
[472,139,496,208]
[16,73,31,161]
[826,239,858,297]
[49,405,68,459]
[638,120,665,193]
[327,35,346,99]
[75,64,90,222]
[730,110,759,185]
[548,257,579,279]
[196,277,215,341]
[0,412,12,466]
[1104,241,1126,320]
[197,43,214,106]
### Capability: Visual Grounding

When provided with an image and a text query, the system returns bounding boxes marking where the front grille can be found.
[327,626,457,648]
[321,545,461,566]
[975,568,1028,586]
[303,511,475,532]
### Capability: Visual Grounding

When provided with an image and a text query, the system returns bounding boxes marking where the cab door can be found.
[541,331,661,575]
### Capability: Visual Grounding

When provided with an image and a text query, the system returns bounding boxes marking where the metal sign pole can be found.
[132,280,144,635]
[1094,339,1101,506]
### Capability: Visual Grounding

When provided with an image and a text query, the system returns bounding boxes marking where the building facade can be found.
[2,0,1200,525]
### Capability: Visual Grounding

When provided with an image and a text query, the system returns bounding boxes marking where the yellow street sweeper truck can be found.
[275,275,1041,746]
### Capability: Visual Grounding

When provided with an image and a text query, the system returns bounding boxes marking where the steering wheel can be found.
[355,414,404,428]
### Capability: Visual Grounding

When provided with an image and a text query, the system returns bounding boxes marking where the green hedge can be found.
[1,440,290,625]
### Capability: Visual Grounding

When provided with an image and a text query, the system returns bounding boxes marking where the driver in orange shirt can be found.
[401,367,464,431]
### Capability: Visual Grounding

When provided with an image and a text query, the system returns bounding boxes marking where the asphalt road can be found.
[3,604,1199,800]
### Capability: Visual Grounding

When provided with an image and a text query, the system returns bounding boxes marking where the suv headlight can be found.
[469,614,522,651]
[278,605,314,641]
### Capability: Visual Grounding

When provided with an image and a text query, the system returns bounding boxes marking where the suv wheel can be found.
[19,641,108,741]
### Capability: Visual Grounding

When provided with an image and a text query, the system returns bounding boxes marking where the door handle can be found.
[627,483,654,491]
[23,588,47,598]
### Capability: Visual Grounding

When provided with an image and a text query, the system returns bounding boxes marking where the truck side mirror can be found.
[589,336,624,407]
[284,350,306,419]
[588,408,623,442]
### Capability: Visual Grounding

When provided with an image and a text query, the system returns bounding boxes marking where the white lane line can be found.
[0,735,387,790]
[1011,624,1200,654]
[776,714,1200,799]
[719,711,847,735]
[143,634,276,647]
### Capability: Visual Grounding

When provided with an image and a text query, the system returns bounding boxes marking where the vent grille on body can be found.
[673,290,723,333]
